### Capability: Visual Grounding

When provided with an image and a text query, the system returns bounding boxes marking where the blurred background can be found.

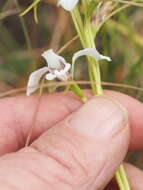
[0,0,143,169]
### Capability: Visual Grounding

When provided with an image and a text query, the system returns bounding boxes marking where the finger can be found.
[0,92,82,155]
[124,163,143,190]
[105,90,143,150]
[0,96,129,190]
[0,90,142,155]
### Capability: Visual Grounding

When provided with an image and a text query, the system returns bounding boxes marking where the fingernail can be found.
[68,96,128,138]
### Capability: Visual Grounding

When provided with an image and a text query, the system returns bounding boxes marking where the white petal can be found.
[45,73,56,80]
[53,63,71,77]
[54,70,64,76]
[58,0,79,11]
[71,48,111,79]
[72,48,112,63]
[58,74,69,81]
[26,67,49,96]
[63,63,71,72]
[54,70,69,81]
[55,70,68,81]
[41,49,67,69]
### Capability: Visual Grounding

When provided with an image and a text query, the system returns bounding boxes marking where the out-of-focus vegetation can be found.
[0,0,143,168]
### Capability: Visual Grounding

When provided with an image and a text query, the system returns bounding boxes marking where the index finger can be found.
[0,90,142,155]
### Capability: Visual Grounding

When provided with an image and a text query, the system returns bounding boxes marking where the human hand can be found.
[0,90,142,190]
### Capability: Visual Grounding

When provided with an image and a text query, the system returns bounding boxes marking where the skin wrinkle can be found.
[24,148,74,188]
[31,143,72,171]
[12,120,26,149]
[24,168,56,189]
[31,129,89,178]
[32,117,92,175]
[53,120,91,176]
[0,149,73,189]
[70,151,88,177]
[80,158,107,190]
[60,119,105,178]
[31,140,104,190]
[99,109,129,138]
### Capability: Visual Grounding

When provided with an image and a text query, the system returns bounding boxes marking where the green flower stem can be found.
[71,7,85,47]
[85,19,103,95]
[16,0,36,71]
[119,165,131,190]
[20,0,41,17]
[70,82,87,103]
[71,8,102,95]
[115,170,125,190]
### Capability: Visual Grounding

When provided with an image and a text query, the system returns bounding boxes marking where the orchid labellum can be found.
[27,49,71,96]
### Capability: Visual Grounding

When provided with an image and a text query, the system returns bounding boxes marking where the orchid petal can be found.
[45,73,56,80]
[63,63,71,72]
[54,70,68,81]
[42,49,67,69]
[54,63,71,77]
[72,48,111,79]
[72,48,112,63]
[26,67,49,96]
[54,70,64,76]
[57,0,79,11]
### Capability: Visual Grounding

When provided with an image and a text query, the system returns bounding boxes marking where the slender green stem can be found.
[71,8,85,47]
[16,1,32,52]
[16,0,36,71]
[119,165,131,190]
[71,7,102,95]
[34,5,38,24]
[20,0,41,16]
[115,170,125,190]
[70,82,87,103]
[84,18,103,95]
[96,4,130,34]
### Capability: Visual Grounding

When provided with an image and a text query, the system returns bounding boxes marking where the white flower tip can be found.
[26,90,30,96]
[26,89,32,96]
[26,67,49,96]
[107,57,112,61]
[57,0,79,11]
[26,85,37,96]
[41,49,53,59]
[100,55,112,62]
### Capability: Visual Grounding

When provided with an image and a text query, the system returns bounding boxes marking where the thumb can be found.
[0,96,130,190]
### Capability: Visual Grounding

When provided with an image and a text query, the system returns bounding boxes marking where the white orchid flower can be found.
[27,47,111,96]
[57,0,79,11]
[26,49,71,96]
[72,47,111,78]
[72,48,111,63]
